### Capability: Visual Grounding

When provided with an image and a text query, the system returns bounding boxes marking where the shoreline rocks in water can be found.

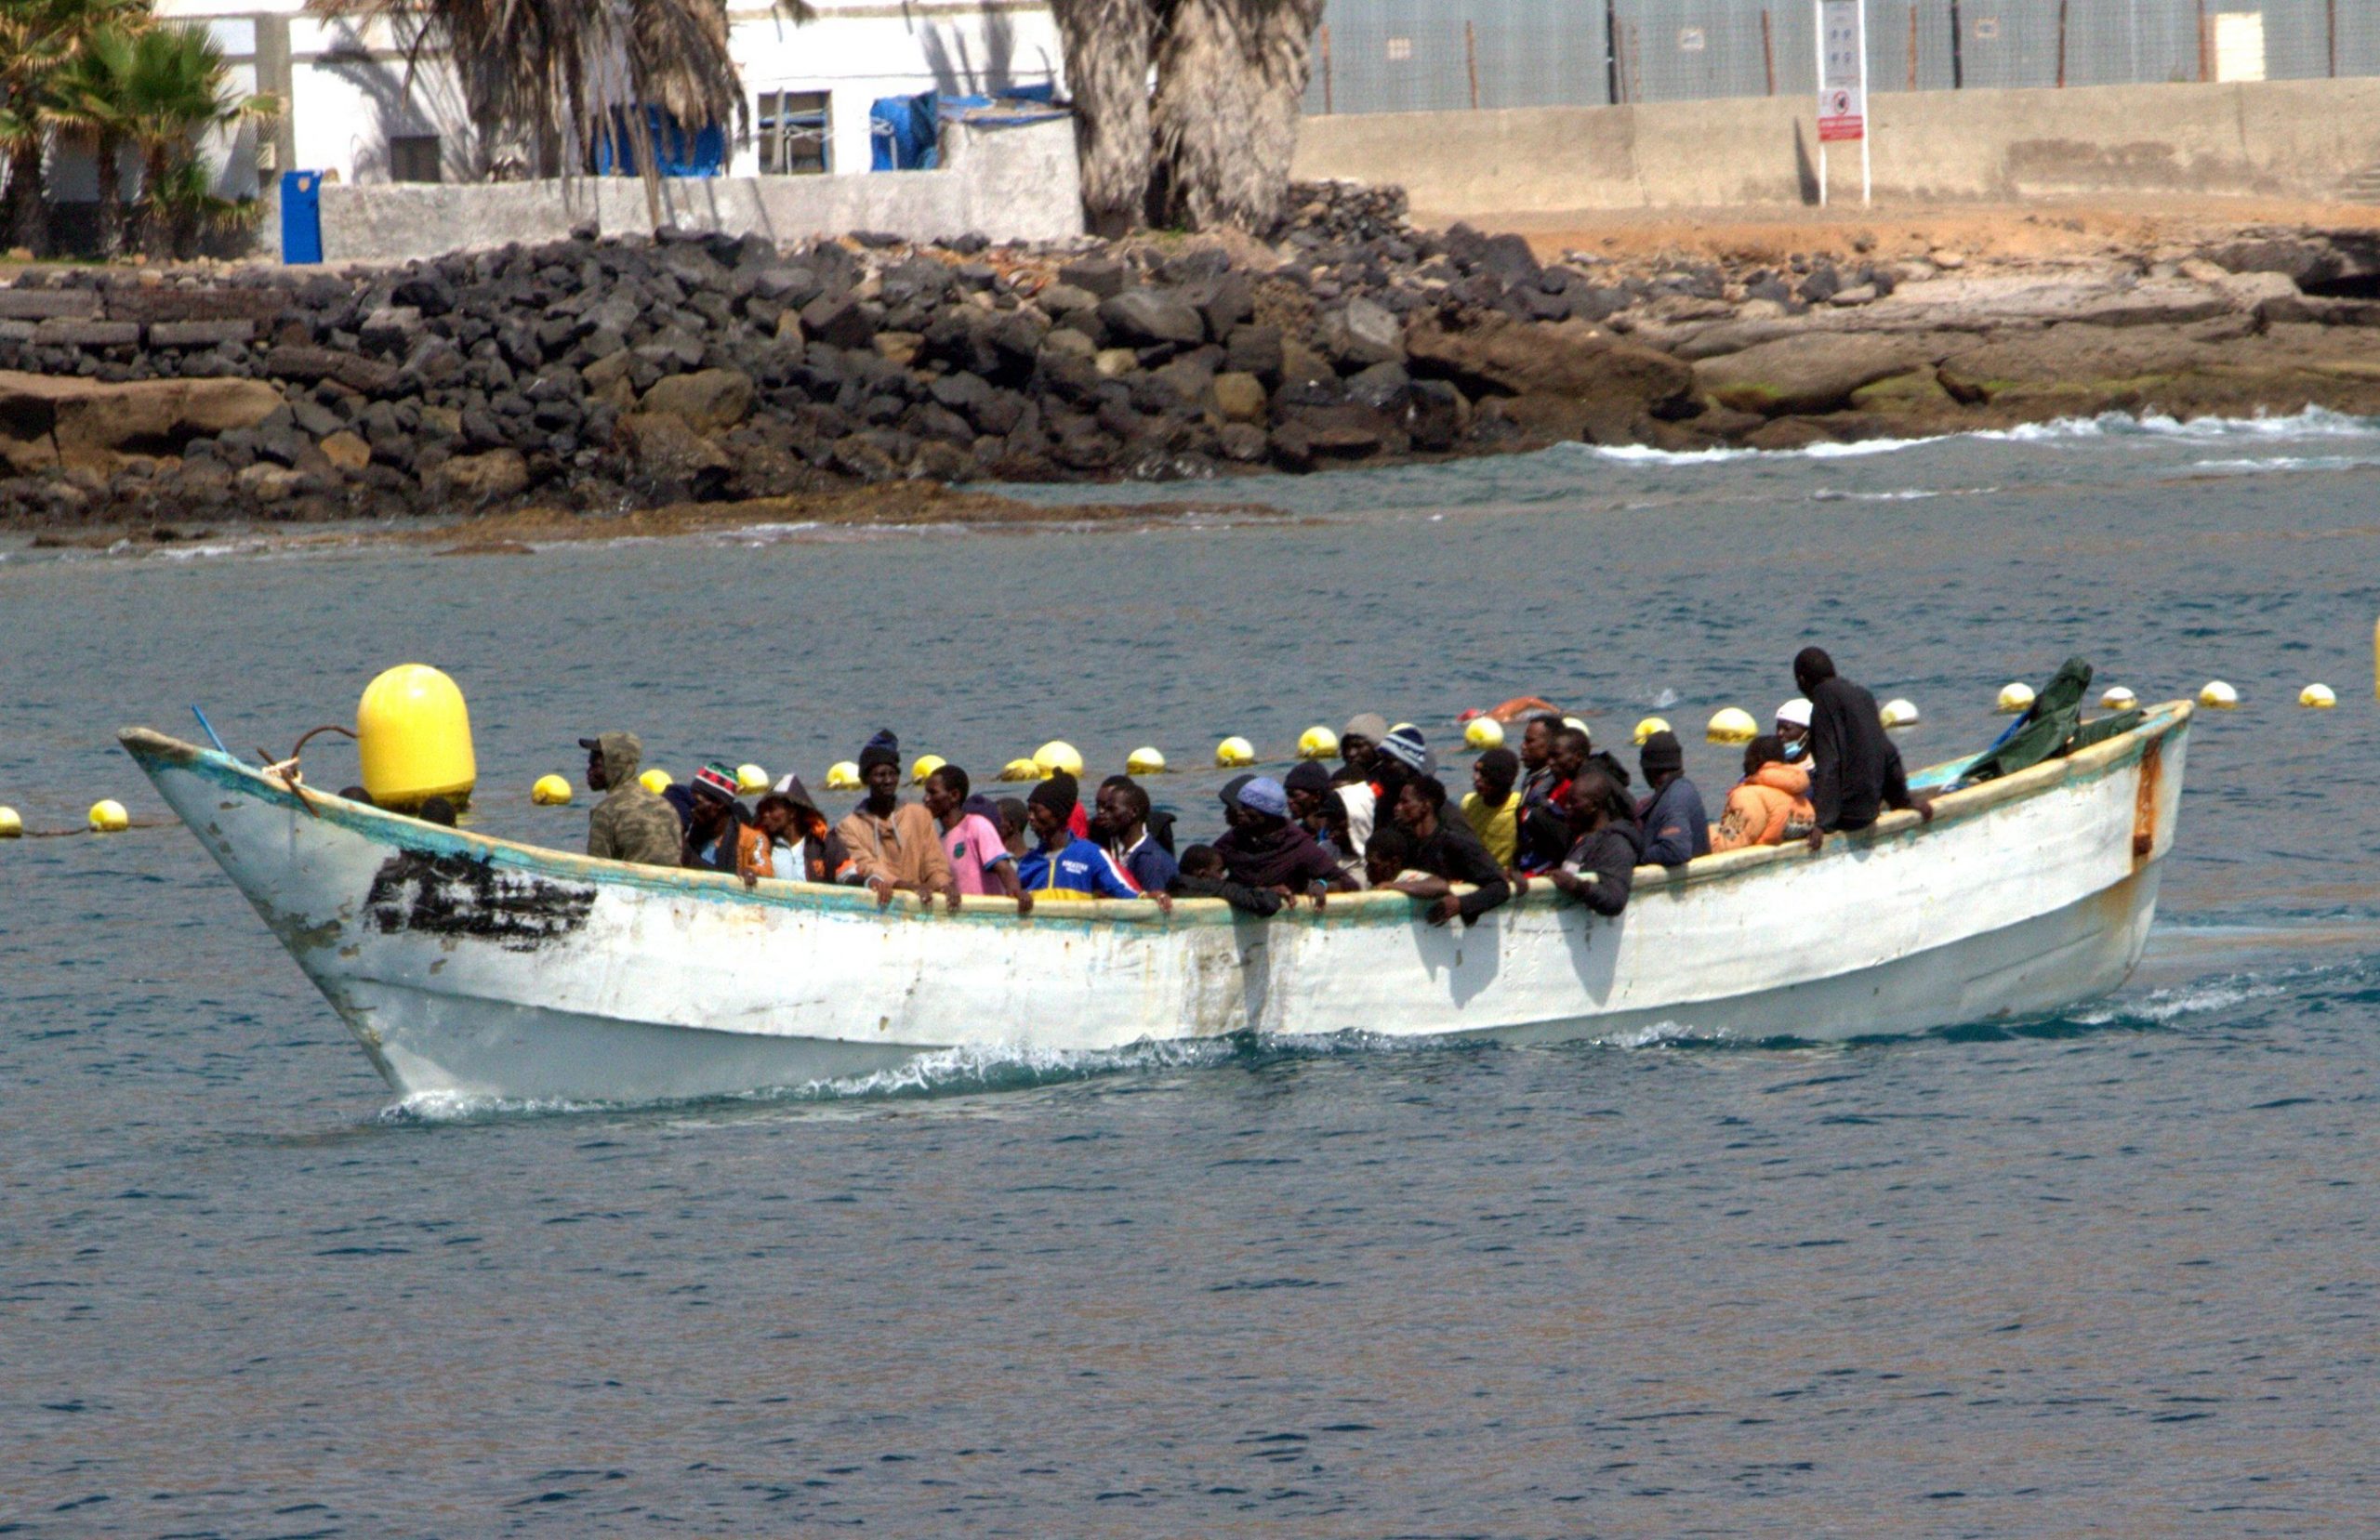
[8,182,2380,529]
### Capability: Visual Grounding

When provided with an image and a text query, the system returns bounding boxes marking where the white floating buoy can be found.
[1997,681,2036,715]
[998,757,1042,783]
[2200,680,2240,709]
[910,754,946,785]
[2100,687,2137,711]
[0,806,20,838]
[531,773,573,806]
[735,763,770,795]
[1705,706,1757,744]
[1127,746,1167,775]
[1297,726,1339,760]
[638,768,672,795]
[1562,717,1590,734]
[1215,735,1256,768]
[2300,683,2336,709]
[87,798,129,833]
[1633,716,1671,746]
[825,760,863,790]
[1880,698,1920,730]
[1034,740,1084,778]
[1465,717,1506,750]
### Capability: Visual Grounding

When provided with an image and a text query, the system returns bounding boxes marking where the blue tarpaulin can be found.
[279,169,322,264]
[595,107,727,178]
[869,92,939,171]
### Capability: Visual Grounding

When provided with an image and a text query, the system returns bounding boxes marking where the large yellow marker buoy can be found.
[1465,717,1506,750]
[735,763,770,795]
[825,760,863,791]
[1880,698,1920,730]
[1632,716,1671,746]
[356,664,477,812]
[2300,683,2337,709]
[1705,706,1757,744]
[87,798,129,833]
[2101,687,2137,711]
[639,767,673,795]
[531,774,574,806]
[1034,741,1084,778]
[998,757,1041,783]
[1215,735,1256,768]
[2200,680,2240,709]
[1297,726,1339,760]
[0,806,21,838]
[1126,746,1168,775]
[911,754,947,785]
[1996,681,2036,715]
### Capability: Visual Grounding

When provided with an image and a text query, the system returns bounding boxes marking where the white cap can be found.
[1775,698,1813,730]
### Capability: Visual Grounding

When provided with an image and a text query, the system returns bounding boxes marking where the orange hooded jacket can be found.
[1710,762,1816,852]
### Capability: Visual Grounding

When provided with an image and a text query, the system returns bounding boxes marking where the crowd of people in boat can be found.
[576,648,1932,925]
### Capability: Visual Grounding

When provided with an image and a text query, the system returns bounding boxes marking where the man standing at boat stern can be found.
[582,731,683,866]
[1792,649,1932,851]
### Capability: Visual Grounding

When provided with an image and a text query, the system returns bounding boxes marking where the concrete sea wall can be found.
[1293,79,2380,216]
[318,117,1084,266]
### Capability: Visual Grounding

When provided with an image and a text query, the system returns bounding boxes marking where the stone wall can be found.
[317,117,1084,266]
[1293,79,2380,217]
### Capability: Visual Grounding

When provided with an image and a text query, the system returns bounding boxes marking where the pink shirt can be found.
[941,812,1012,896]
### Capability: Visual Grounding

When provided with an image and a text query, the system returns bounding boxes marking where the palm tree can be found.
[1147,0,1323,232]
[113,24,278,257]
[46,21,139,258]
[1050,0,1155,240]
[0,0,145,254]
[319,0,781,184]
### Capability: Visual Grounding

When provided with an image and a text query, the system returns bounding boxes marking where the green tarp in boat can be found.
[1963,656,2145,784]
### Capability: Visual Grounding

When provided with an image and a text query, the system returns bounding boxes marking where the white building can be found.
[131,0,1064,194]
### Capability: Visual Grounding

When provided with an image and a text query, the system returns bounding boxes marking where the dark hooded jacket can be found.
[587,731,682,867]
[1807,677,1911,832]
[1560,816,1646,917]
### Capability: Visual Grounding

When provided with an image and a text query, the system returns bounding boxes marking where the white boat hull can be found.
[124,704,2188,1104]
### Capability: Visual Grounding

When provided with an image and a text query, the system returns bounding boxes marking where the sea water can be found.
[4,411,2378,1533]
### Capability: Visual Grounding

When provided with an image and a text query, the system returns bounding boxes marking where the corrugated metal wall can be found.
[1305,0,2380,114]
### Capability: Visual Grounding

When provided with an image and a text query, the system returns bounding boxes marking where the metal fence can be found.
[1304,0,2380,113]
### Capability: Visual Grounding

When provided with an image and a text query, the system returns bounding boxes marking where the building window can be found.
[390,135,442,183]
[756,91,830,175]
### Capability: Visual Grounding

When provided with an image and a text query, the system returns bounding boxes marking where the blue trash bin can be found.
[280,170,322,264]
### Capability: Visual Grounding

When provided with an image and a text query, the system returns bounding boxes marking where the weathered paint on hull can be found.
[123,704,2189,1105]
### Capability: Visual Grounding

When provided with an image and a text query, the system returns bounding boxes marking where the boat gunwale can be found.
[119,701,2190,932]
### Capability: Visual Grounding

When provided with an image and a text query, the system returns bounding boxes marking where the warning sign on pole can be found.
[1818,0,1866,142]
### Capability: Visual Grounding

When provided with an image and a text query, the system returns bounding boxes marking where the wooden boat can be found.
[121,703,2189,1104]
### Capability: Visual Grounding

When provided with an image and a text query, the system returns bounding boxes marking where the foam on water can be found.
[1578,405,2380,469]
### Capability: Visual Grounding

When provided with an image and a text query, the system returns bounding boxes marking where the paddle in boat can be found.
[121,702,2189,1104]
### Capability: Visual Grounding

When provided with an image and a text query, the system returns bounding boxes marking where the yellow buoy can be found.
[1880,698,1920,730]
[639,767,673,794]
[531,773,574,806]
[735,763,770,795]
[1464,717,1506,750]
[2300,682,2336,709]
[1562,716,1590,734]
[2101,687,2137,711]
[1996,681,2036,715]
[2200,680,2240,709]
[1297,725,1339,760]
[0,806,20,838]
[1126,746,1168,775]
[1034,741,1084,778]
[1215,735,1256,768]
[995,757,1039,783]
[1632,716,1671,746]
[355,663,477,812]
[825,760,863,791]
[87,798,129,833]
[1705,706,1757,744]
[910,754,946,785]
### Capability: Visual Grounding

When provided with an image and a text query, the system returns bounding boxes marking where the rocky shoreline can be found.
[7,182,2380,530]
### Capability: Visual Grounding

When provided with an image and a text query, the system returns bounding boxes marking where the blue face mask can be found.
[1782,738,1808,761]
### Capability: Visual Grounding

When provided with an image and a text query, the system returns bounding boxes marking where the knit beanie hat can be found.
[1640,731,1685,777]
[857,729,901,774]
[1379,724,1428,771]
[1027,770,1078,819]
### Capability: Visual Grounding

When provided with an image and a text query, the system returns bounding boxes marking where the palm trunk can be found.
[1051,0,1156,239]
[1147,0,1321,232]
[93,130,122,259]
[136,143,167,257]
[5,137,49,257]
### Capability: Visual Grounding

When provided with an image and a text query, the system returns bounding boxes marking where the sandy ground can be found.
[1455,194,2380,267]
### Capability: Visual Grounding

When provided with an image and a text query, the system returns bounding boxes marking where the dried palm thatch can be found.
[313,0,781,181]
[1049,0,1156,240]
[1147,0,1321,232]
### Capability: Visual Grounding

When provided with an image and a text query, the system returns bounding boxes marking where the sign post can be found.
[1815,0,1871,207]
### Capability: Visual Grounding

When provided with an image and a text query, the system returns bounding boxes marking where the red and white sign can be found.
[1817,0,1866,142]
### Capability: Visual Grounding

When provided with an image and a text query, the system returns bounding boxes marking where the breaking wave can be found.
[1577,405,2380,467]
